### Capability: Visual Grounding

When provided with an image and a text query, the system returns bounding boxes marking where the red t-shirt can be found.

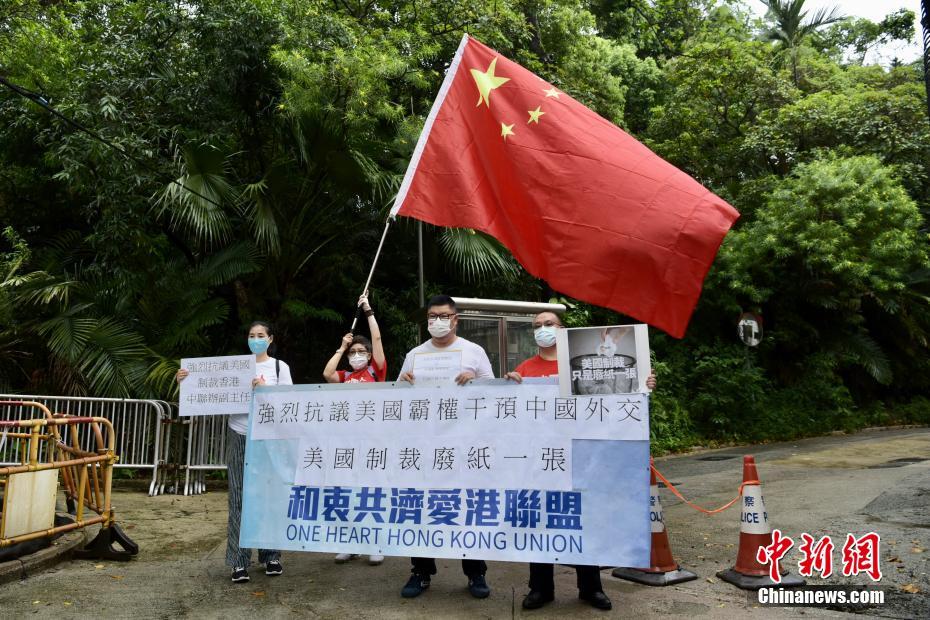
[513,355,558,378]
[337,358,387,383]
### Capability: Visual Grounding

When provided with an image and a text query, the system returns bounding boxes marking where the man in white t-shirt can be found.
[397,294,494,600]
[398,296,493,385]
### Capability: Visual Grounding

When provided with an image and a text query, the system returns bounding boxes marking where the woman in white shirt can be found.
[177,321,292,583]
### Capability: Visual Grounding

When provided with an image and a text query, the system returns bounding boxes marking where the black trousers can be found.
[529,562,603,595]
[411,557,487,578]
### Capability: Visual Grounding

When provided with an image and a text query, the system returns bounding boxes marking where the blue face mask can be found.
[534,326,558,348]
[248,338,270,355]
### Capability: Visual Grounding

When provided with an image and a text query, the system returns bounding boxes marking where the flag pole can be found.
[350,217,393,333]
[360,34,468,333]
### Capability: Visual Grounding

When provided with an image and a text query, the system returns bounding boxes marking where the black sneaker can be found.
[468,574,491,598]
[522,590,555,609]
[401,573,431,598]
[231,567,250,583]
[265,560,283,576]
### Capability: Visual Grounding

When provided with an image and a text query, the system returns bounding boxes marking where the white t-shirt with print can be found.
[398,336,494,380]
[228,357,293,435]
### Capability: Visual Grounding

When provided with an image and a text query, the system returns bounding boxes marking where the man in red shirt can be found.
[506,311,655,611]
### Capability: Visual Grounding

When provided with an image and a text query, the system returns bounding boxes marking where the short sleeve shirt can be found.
[398,336,494,380]
[337,358,387,383]
[228,357,292,435]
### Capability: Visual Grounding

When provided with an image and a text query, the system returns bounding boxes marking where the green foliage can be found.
[681,343,771,439]
[721,155,926,391]
[818,10,916,64]
[887,397,930,425]
[0,0,927,448]
[759,0,843,85]
[760,0,844,51]
[647,39,797,191]
[743,83,930,197]
[647,355,697,453]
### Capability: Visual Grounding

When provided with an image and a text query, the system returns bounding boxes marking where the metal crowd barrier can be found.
[147,409,229,497]
[0,394,171,497]
[0,401,137,559]
[183,414,228,496]
[0,394,230,497]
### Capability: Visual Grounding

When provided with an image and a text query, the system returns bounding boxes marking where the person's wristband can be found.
[364,309,374,317]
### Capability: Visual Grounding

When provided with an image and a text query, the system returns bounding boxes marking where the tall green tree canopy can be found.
[2,0,928,445]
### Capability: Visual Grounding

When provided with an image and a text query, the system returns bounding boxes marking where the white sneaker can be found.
[334,553,359,563]
[368,554,384,565]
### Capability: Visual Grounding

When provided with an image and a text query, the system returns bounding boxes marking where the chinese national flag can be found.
[390,35,739,338]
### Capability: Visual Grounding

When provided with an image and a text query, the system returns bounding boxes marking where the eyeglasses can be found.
[427,313,457,321]
[348,348,369,355]
[533,321,562,329]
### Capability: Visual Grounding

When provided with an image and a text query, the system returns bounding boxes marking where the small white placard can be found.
[179,354,255,416]
[411,350,464,387]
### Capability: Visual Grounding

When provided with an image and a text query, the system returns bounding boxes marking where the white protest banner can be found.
[240,380,652,567]
[250,382,648,443]
[179,355,254,416]
[411,350,463,386]
[294,434,574,490]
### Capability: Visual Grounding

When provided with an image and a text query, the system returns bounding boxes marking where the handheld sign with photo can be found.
[179,354,255,416]
[556,324,652,397]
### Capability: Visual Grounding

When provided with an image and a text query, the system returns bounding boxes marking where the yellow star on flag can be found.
[470,58,510,108]
[543,87,560,98]
[501,122,515,140]
[527,106,545,124]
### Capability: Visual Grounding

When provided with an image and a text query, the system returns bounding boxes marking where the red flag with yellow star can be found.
[390,35,739,338]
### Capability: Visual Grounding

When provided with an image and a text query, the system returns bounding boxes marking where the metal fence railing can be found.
[0,395,231,497]
[0,394,171,496]
[183,415,228,496]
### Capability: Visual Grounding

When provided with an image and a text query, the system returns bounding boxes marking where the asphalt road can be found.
[1,426,927,619]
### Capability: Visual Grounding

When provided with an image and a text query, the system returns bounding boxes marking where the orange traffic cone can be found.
[717,455,804,590]
[612,458,698,586]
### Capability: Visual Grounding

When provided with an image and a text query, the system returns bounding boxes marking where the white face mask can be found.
[427,318,452,338]
[348,353,369,370]
[534,326,558,348]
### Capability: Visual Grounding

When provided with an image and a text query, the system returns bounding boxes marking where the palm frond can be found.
[238,180,281,255]
[155,143,236,246]
[157,298,229,350]
[438,227,521,283]
[145,355,183,400]
[832,330,893,385]
[36,312,96,361]
[350,149,402,204]
[194,242,262,287]
[4,271,84,307]
[75,319,148,397]
[805,6,843,29]
[43,230,87,270]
